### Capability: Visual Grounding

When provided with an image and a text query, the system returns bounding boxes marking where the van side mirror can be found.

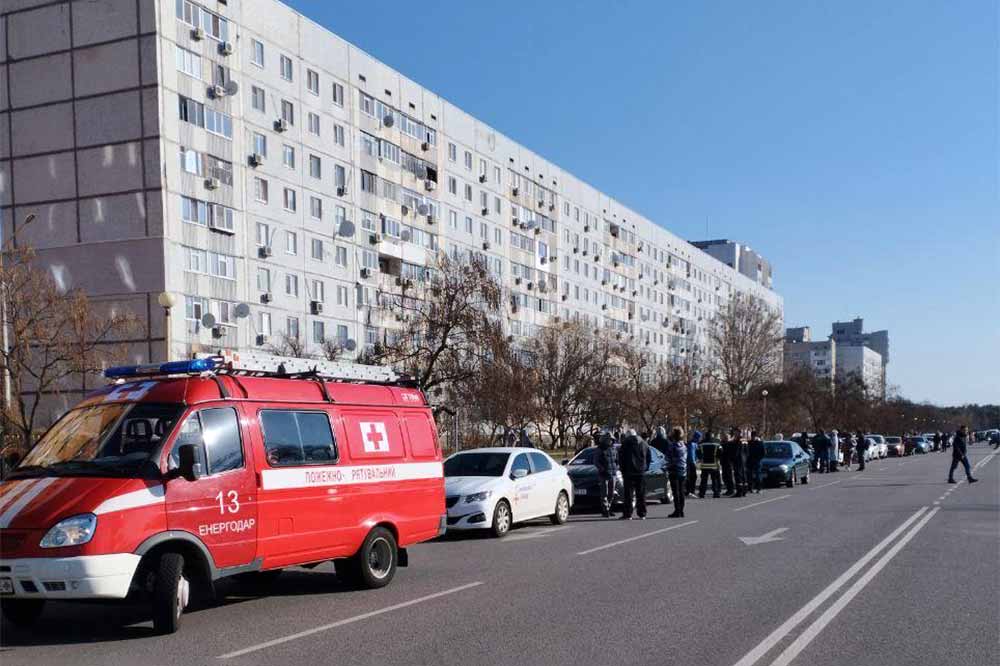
[176,444,204,482]
[511,468,528,480]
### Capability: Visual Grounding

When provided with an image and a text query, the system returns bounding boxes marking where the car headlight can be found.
[40,514,97,548]
[465,491,492,503]
[778,464,789,472]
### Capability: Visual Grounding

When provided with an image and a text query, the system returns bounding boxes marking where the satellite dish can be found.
[234,303,251,319]
[224,80,240,96]
[417,203,430,216]
[338,219,356,237]
[382,114,394,128]
[400,229,412,242]
[345,339,357,352]
[201,313,216,328]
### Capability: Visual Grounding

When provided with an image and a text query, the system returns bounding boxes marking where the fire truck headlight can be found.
[40,514,97,548]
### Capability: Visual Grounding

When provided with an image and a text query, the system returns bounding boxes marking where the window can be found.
[448,177,457,196]
[285,273,299,296]
[335,246,348,267]
[360,92,374,116]
[282,145,295,169]
[332,82,345,107]
[171,408,242,475]
[259,411,337,466]
[310,196,323,220]
[311,238,324,260]
[309,154,321,179]
[258,311,272,337]
[285,230,297,254]
[306,69,319,95]
[256,267,271,291]
[180,148,202,176]
[336,286,348,307]
[283,188,297,212]
[333,124,345,147]
[448,143,456,162]
[336,324,348,343]
[464,184,472,201]
[286,317,300,340]
[175,46,201,79]
[529,452,552,472]
[312,280,325,302]
[312,321,325,344]
[254,177,269,203]
[251,39,264,67]
[281,100,294,125]
[335,165,347,188]
[464,151,472,170]
[279,54,293,81]
[176,0,229,41]
[252,132,267,156]
[255,222,270,247]
[308,112,320,135]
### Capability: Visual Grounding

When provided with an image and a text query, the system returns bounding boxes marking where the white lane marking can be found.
[94,484,165,515]
[505,526,571,542]
[973,453,995,471]
[810,480,842,490]
[218,581,484,659]
[739,528,789,546]
[0,478,57,528]
[576,520,698,556]
[768,508,939,666]
[732,506,928,666]
[933,501,940,505]
[733,495,790,512]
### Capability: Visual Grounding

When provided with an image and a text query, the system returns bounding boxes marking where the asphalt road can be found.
[2,447,997,666]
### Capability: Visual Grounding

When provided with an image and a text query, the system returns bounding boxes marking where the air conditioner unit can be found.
[212,326,227,338]
[537,200,545,207]
[336,185,346,197]
[249,153,264,167]
[601,304,608,310]
[514,277,522,285]
[274,118,288,132]
[426,214,435,224]
[538,283,547,292]
[205,177,221,190]
[360,267,372,279]
[572,247,579,254]
[191,27,205,40]
[401,205,409,217]
[561,294,568,301]
[424,180,436,192]
[584,225,590,232]
[511,187,519,196]
[220,42,234,56]
[260,292,273,303]
[549,204,555,212]
[628,312,634,320]
[582,250,589,256]
[533,228,541,235]
[478,175,487,184]
[258,246,272,258]
[601,280,608,286]
[594,254,601,262]
[481,208,489,216]
[549,254,557,261]
[310,300,323,315]
[482,242,490,250]
[638,273,644,280]
[526,282,534,291]
[421,141,430,151]
[540,256,547,264]
[369,233,382,244]
[210,85,226,99]
[511,218,519,227]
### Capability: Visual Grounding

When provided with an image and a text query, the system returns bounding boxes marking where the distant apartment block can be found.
[690,239,773,289]
[783,326,835,385]
[784,318,888,397]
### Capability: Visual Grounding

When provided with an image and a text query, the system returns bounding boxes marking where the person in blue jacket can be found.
[685,431,701,496]
[665,427,688,518]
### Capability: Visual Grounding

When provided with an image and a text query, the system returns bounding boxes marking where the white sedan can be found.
[443,448,573,538]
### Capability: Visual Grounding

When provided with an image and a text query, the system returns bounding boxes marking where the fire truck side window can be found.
[259,410,337,466]
[168,408,243,475]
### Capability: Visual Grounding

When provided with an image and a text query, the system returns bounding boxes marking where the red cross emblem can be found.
[360,422,389,453]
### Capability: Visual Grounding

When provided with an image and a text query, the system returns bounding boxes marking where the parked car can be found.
[761,441,811,487]
[0,356,447,634]
[444,448,572,538]
[564,445,669,511]
[906,436,932,454]
[885,436,905,457]
[866,435,888,459]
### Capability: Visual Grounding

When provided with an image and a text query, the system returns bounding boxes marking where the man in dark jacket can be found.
[619,430,651,520]
[594,431,619,517]
[855,431,868,471]
[732,428,749,497]
[932,432,942,452]
[747,430,766,494]
[720,432,736,496]
[698,433,723,498]
[948,425,978,484]
[812,430,831,473]
[665,427,688,518]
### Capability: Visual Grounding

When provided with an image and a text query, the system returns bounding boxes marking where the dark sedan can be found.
[760,440,811,487]
[565,445,669,511]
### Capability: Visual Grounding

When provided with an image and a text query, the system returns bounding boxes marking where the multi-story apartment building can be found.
[783,327,835,386]
[690,239,773,289]
[836,344,884,397]
[831,318,888,395]
[1,0,782,421]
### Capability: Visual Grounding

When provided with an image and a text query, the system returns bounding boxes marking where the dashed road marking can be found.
[576,520,698,555]
[733,495,790,512]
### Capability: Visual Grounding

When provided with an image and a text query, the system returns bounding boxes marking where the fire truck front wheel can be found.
[0,598,45,627]
[151,552,188,635]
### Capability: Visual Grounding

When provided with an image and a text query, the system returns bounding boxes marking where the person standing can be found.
[619,429,651,520]
[933,432,942,453]
[665,427,688,518]
[855,431,868,471]
[698,433,723,498]
[948,425,979,484]
[747,430,765,494]
[686,431,701,496]
[594,431,619,518]
[731,428,749,498]
[720,432,737,496]
[649,427,673,505]
[829,429,840,472]
[812,429,830,473]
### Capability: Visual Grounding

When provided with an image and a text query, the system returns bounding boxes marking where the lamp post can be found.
[157,292,178,362]
[761,389,769,436]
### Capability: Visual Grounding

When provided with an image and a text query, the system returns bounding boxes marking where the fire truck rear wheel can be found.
[152,552,188,634]
[0,598,45,627]
[356,527,397,588]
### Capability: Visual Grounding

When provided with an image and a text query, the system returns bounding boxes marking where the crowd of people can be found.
[586,424,984,520]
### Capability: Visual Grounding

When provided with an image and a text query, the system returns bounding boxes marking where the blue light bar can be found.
[104,358,219,379]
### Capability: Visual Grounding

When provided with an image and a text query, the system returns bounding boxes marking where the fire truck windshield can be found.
[11,403,184,479]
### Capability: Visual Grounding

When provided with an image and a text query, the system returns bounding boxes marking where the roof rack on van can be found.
[201,350,409,386]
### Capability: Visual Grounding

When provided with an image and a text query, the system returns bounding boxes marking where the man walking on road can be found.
[665,427,688,518]
[619,430,651,520]
[594,431,619,517]
[698,433,723,498]
[747,430,765,494]
[948,425,978,484]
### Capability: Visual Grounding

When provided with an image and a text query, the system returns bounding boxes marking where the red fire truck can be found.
[0,353,446,633]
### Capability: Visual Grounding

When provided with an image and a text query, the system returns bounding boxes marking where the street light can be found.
[762,389,769,436]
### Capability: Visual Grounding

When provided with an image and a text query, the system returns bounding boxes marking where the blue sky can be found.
[286,0,999,406]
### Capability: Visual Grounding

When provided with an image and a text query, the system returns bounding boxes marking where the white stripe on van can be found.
[261,461,443,491]
[93,484,166,515]
[0,480,31,514]
[0,477,57,528]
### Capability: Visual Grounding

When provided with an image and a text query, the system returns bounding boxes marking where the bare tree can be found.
[615,341,673,434]
[1,238,139,451]
[319,337,345,361]
[374,254,503,392]
[268,331,308,358]
[708,295,783,404]
[459,335,538,445]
